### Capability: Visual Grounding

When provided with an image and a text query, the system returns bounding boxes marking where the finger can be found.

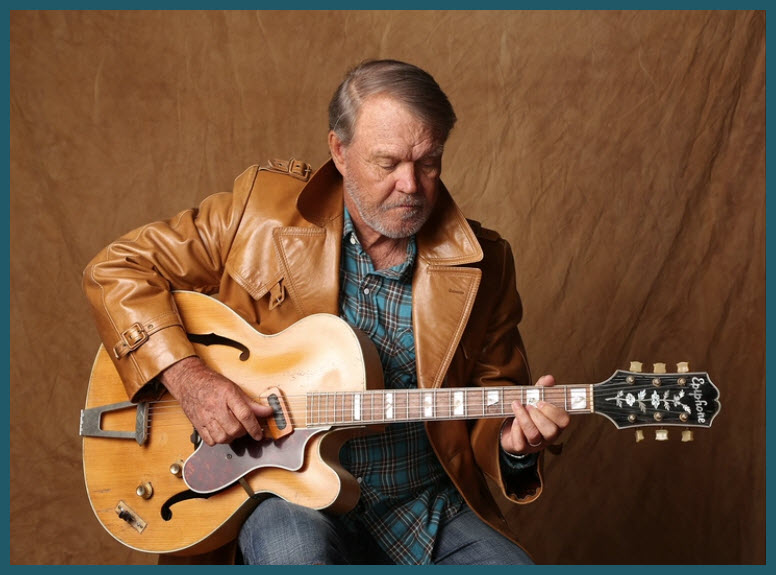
[198,424,215,447]
[249,400,275,419]
[535,401,572,429]
[511,401,543,447]
[228,397,265,441]
[525,404,560,443]
[535,374,556,387]
[507,416,532,452]
[205,418,231,445]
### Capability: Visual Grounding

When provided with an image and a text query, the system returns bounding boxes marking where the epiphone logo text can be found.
[690,377,708,424]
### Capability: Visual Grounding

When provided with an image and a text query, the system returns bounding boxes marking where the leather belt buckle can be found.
[288,159,311,181]
[261,158,312,182]
[113,322,149,359]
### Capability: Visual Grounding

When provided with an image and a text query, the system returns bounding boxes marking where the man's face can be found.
[330,95,443,240]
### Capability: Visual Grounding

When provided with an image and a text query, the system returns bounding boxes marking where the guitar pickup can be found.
[115,500,146,534]
[260,387,294,440]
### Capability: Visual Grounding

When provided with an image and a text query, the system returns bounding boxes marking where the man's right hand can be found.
[159,356,274,446]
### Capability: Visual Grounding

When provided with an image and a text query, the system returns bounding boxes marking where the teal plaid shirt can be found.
[338,208,464,565]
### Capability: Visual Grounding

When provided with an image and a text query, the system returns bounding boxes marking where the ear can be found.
[328,131,348,176]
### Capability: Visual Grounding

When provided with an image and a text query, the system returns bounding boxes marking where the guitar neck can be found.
[305,384,592,427]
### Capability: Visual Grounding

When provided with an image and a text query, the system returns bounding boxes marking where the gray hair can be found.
[328,59,457,145]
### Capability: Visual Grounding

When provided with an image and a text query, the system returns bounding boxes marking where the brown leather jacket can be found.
[83,158,543,549]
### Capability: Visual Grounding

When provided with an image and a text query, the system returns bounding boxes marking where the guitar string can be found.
[138,389,567,429]
[124,383,708,431]
[136,380,704,407]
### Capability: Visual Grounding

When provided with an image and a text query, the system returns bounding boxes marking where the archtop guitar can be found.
[81,291,721,555]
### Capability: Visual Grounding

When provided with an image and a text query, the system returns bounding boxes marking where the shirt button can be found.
[357,477,363,484]
[350,235,357,245]
[363,288,370,295]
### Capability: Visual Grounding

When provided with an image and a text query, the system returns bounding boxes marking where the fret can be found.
[468,388,481,418]
[354,393,361,421]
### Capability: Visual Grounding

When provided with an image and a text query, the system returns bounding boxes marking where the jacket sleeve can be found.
[82,166,259,401]
[468,234,544,504]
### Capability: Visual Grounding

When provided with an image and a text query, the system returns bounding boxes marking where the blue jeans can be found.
[237,498,534,565]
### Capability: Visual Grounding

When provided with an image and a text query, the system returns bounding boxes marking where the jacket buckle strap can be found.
[268,280,286,311]
[112,312,183,359]
[260,158,312,182]
[288,159,311,181]
[113,322,148,359]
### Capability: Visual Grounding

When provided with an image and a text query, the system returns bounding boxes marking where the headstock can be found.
[592,361,720,441]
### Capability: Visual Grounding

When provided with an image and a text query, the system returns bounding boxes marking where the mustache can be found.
[383,197,426,210]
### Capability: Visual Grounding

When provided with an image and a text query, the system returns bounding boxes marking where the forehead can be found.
[351,94,442,155]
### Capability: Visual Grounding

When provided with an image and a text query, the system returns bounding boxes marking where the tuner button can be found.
[682,429,695,442]
[653,363,666,374]
[635,430,645,443]
[655,429,669,441]
[677,362,690,373]
[629,361,643,373]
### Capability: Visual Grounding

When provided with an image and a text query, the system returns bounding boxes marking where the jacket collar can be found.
[297,159,484,267]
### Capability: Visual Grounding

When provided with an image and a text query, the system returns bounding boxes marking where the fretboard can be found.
[305,385,593,427]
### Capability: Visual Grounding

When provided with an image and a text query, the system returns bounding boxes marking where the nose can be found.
[394,163,418,194]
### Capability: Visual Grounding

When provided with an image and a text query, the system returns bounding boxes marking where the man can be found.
[83,59,570,565]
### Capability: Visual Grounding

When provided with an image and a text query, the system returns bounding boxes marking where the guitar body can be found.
[82,291,383,555]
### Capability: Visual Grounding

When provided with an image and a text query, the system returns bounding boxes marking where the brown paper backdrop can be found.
[10,10,765,565]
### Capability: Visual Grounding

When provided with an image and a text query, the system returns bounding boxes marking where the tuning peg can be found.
[682,429,695,442]
[677,362,690,373]
[653,363,666,374]
[635,429,645,443]
[629,361,643,373]
[655,429,669,441]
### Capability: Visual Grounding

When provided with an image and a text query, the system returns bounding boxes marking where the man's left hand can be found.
[500,374,571,456]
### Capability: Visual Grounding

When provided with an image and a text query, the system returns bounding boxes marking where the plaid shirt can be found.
[338,208,464,565]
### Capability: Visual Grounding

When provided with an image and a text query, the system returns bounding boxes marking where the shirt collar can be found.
[343,207,417,281]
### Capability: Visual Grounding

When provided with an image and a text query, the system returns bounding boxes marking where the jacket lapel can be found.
[413,185,483,390]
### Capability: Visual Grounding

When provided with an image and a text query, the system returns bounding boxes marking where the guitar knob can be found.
[655,429,669,441]
[169,461,184,477]
[653,363,667,374]
[629,361,643,373]
[136,481,154,499]
[682,429,695,442]
[677,362,690,373]
[635,430,645,443]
